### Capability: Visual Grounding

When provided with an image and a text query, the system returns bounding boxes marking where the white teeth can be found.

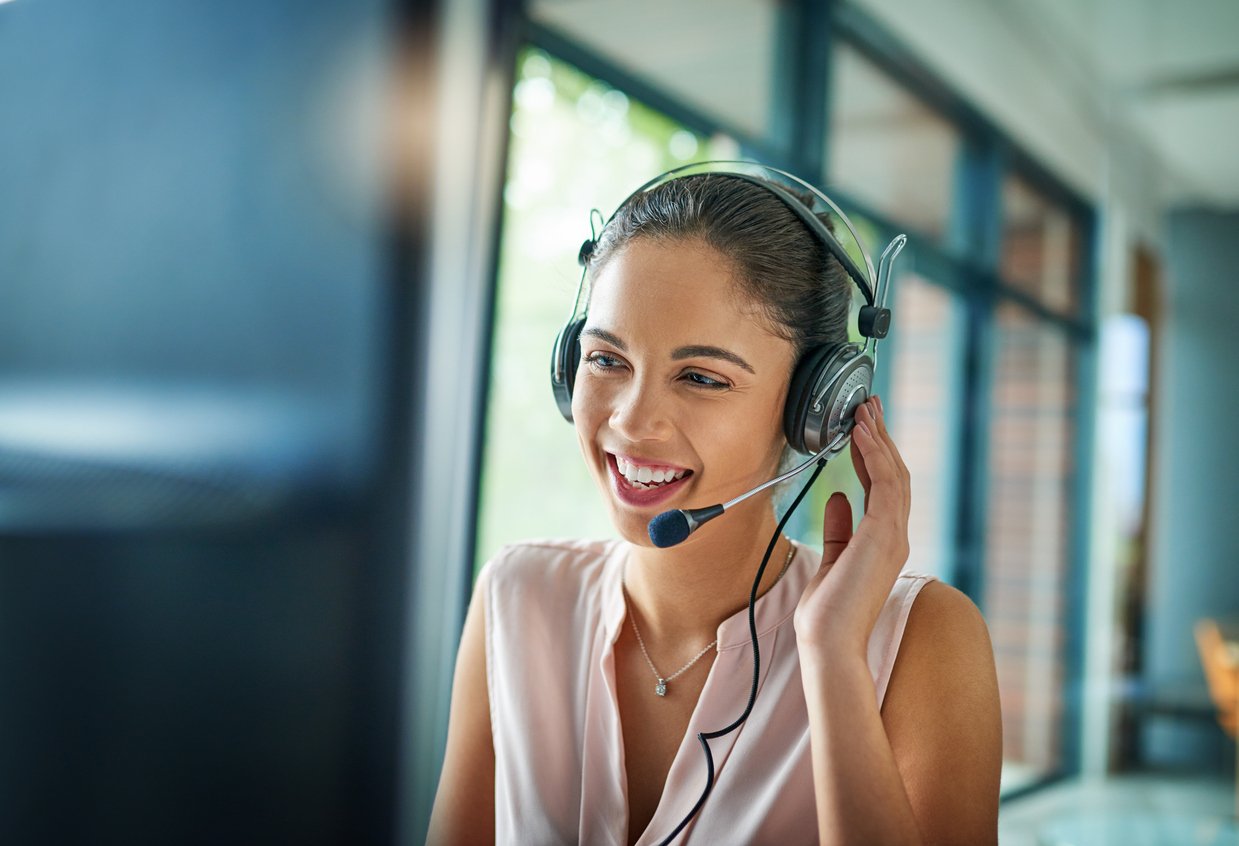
[614,456,689,487]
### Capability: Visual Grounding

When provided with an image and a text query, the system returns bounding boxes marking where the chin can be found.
[603,504,659,548]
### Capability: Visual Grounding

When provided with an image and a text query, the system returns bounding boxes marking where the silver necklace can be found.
[622,540,796,698]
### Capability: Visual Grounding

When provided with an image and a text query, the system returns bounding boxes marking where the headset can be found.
[550,160,905,458]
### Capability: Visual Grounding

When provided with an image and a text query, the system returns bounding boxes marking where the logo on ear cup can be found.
[784,344,873,454]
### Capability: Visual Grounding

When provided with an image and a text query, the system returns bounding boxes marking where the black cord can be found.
[654,458,828,845]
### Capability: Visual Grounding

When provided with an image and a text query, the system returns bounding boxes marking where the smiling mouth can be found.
[608,453,694,491]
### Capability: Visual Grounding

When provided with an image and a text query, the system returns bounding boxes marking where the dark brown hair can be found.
[586,173,851,366]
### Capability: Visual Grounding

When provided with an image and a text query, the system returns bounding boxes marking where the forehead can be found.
[586,237,780,343]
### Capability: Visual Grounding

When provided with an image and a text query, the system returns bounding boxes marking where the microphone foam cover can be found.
[648,510,690,548]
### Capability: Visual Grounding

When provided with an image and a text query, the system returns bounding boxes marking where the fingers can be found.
[850,431,871,513]
[854,400,893,470]
[869,394,911,483]
[851,396,910,523]
[820,491,853,567]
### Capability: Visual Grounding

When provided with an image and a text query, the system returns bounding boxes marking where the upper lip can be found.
[607,451,693,473]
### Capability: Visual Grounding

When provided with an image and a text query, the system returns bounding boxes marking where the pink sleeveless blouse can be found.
[479,537,936,845]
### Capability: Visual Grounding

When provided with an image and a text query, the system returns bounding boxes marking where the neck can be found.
[622,496,793,646]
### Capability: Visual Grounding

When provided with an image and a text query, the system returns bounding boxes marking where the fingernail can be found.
[876,395,884,416]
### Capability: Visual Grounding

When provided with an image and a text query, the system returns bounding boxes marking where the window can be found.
[474,50,737,571]
[984,304,1077,789]
[885,272,965,582]
[1000,175,1086,315]
[827,43,962,244]
[529,0,778,142]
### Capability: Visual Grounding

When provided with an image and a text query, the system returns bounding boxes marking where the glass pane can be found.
[1000,175,1084,314]
[827,44,961,244]
[985,304,1077,790]
[885,272,964,582]
[529,0,777,141]
[475,50,737,572]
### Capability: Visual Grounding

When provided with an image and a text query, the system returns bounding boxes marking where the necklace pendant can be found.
[655,679,667,697]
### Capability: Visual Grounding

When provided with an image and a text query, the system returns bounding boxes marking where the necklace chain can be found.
[622,540,796,698]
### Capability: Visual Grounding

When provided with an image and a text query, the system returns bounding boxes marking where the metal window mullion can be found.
[948,137,1002,603]
[401,0,524,842]
[1057,203,1101,778]
[771,0,833,180]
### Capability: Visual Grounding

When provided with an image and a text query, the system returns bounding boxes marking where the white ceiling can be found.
[531,0,1239,209]
[1010,0,1239,207]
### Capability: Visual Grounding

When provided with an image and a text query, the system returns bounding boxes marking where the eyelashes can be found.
[682,371,728,389]
[581,352,731,391]
[583,352,622,371]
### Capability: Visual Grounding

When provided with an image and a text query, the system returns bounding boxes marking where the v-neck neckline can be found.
[590,540,808,845]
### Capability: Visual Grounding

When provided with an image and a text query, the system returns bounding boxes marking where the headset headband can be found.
[613,161,877,300]
[572,160,902,341]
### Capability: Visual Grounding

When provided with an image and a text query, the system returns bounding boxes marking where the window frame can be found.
[467,0,1100,802]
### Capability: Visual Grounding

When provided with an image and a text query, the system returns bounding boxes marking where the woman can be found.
[429,168,1002,845]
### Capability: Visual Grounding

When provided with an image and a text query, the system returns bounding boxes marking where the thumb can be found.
[821,491,853,567]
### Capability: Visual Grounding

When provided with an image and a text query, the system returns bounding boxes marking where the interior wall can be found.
[1144,208,1239,769]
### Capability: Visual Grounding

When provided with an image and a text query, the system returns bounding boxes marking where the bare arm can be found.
[800,582,1002,845]
[880,581,1002,844]
[427,569,495,846]
[795,397,1002,844]
[801,650,922,844]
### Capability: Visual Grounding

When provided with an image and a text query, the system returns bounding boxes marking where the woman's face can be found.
[572,236,798,547]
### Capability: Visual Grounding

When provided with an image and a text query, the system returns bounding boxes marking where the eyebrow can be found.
[580,328,756,374]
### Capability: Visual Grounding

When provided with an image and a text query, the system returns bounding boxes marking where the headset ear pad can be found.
[783,343,874,454]
[550,316,587,423]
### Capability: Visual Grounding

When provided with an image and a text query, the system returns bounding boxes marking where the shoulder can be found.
[481,537,618,583]
[897,582,991,668]
[901,579,990,646]
[881,577,1001,759]
[886,579,996,689]
[479,537,621,617]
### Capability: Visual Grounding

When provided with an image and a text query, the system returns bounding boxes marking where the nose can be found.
[609,377,674,443]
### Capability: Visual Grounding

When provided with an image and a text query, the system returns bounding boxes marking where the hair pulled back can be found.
[586,173,852,365]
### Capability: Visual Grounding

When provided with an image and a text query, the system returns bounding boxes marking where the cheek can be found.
[692,398,784,459]
[571,378,616,465]
[570,374,605,427]
[704,390,789,470]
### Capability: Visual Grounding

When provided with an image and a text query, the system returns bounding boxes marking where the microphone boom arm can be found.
[719,432,847,512]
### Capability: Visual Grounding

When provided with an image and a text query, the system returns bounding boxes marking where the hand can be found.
[793,395,911,661]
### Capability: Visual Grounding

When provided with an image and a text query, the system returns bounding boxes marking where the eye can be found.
[682,370,730,390]
[583,352,624,373]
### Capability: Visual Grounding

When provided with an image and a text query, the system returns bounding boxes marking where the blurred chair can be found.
[1196,619,1239,737]
[1195,617,1239,817]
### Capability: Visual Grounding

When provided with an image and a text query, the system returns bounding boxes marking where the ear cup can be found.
[550,316,587,422]
[783,343,873,454]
